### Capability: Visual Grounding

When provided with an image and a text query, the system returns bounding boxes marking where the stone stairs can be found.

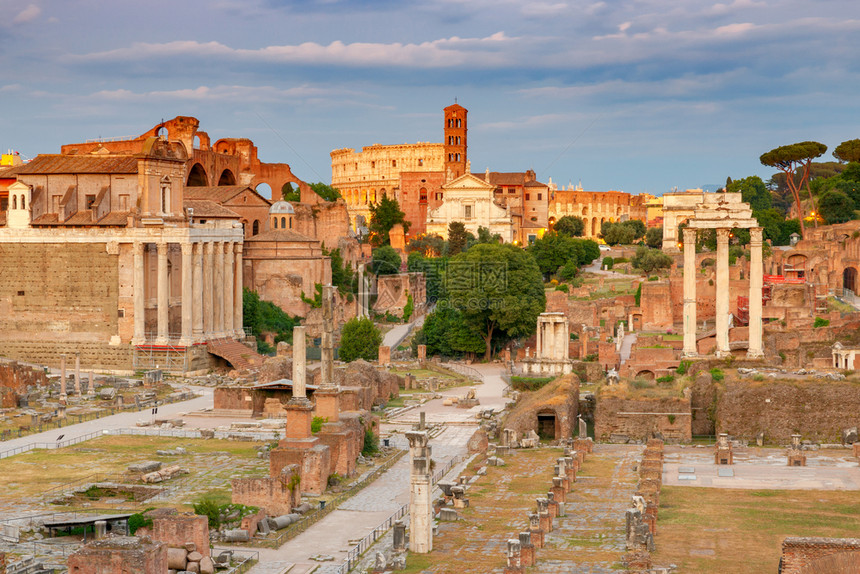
[206,339,265,371]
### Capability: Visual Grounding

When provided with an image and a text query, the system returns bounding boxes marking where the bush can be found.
[602,256,614,269]
[128,512,153,535]
[311,416,328,434]
[676,360,691,375]
[339,317,383,362]
[370,245,402,276]
[583,353,598,362]
[362,427,380,457]
[634,283,642,306]
[402,293,414,322]
[511,375,555,391]
[656,375,675,384]
[192,494,222,528]
[614,257,628,264]
[630,377,653,389]
[813,317,830,328]
[709,368,724,381]
[555,283,569,293]
[559,259,580,281]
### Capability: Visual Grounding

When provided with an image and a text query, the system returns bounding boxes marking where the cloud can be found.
[13,4,41,24]
[88,84,365,103]
[69,32,518,69]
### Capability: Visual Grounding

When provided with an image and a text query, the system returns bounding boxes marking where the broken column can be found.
[451,486,469,509]
[528,512,544,549]
[89,371,96,396]
[59,354,67,402]
[407,427,433,553]
[536,498,553,533]
[518,532,535,567]
[314,285,340,422]
[417,344,426,362]
[74,353,81,395]
[393,520,407,552]
[714,432,733,465]
[503,539,524,574]
[787,433,807,467]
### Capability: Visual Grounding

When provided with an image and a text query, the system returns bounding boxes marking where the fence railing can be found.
[242,449,407,549]
[438,361,482,381]
[211,548,259,574]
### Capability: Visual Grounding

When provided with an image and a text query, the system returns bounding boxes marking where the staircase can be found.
[206,339,266,371]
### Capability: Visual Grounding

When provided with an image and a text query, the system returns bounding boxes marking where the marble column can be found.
[156,242,169,343]
[406,430,433,553]
[292,326,306,399]
[60,355,67,397]
[320,285,335,387]
[203,242,214,339]
[214,241,225,338]
[132,242,146,344]
[682,227,698,357]
[715,228,731,357]
[74,354,81,395]
[747,227,764,358]
[180,243,193,345]
[234,244,244,337]
[224,242,235,337]
[192,243,204,341]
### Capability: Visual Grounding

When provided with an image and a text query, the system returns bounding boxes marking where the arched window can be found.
[20,195,25,210]
[252,220,260,235]
[281,216,286,228]
[12,196,16,210]
[273,218,278,229]
[289,217,292,229]
[457,119,461,127]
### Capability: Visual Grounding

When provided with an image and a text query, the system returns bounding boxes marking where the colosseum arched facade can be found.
[548,186,649,238]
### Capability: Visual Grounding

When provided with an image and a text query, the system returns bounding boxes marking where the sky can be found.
[1,0,858,196]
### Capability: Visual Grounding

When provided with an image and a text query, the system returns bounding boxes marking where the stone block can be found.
[378,346,391,366]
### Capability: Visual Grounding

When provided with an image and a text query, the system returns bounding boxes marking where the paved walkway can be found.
[382,313,426,349]
[619,333,637,363]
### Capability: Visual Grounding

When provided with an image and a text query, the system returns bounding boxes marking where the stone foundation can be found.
[780,537,860,574]
[67,536,167,574]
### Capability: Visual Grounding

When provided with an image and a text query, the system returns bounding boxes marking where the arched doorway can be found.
[218,169,236,186]
[635,370,656,381]
[844,267,858,295]
[186,163,208,186]
[536,410,557,440]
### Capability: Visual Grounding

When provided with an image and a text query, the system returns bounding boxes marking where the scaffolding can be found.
[133,332,190,372]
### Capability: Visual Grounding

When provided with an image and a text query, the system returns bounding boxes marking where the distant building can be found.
[425,172,515,242]
[547,182,648,238]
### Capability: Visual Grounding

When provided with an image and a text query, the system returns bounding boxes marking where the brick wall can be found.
[780,537,860,574]
[595,396,692,442]
[67,536,167,574]
[151,515,209,557]
[0,243,118,343]
[716,380,860,442]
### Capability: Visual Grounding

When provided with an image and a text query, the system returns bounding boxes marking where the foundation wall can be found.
[780,537,860,574]
[595,396,692,442]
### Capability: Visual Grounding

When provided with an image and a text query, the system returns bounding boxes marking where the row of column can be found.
[132,240,243,345]
[682,227,763,358]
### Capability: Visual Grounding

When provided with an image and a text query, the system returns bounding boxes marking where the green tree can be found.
[760,141,828,238]
[474,226,502,245]
[727,176,771,212]
[407,252,447,302]
[282,182,300,202]
[339,317,382,362]
[818,190,856,224]
[242,289,300,353]
[631,246,673,276]
[324,246,355,295]
[309,182,342,202]
[370,245,401,276]
[834,139,860,163]
[528,232,583,278]
[601,222,636,245]
[645,227,663,248]
[402,293,414,322]
[447,222,473,256]
[368,194,410,246]
[406,234,445,256]
[553,215,585,237]
[447,244,545,360]
[416,305,485,357]
[623,219,647,239]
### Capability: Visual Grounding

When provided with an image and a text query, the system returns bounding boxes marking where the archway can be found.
[536,411,557,440]
[186,163,208,186]
[635,370,656,381]
[591,217,597,236]
[844,266,858,295]
[255,182,273,200]
[252,220,260,236]
[218,169,236,186]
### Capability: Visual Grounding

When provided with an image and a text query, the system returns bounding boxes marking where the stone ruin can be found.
[787,433,807,467]
[623,438,664,573]
[714,432,733,465]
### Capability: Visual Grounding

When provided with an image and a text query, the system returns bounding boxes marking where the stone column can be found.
[292,326,307,399]
[214,241,225,338]
[747,227,764,358]
[224,242,235,337]
[74,354,81,395]
[203,242,214,339]
[406,429,433,553]
[60,355,67,398]
[132,242,146,344]
[192,243,204,341]
[234,243,244,337]
[321,285,335,387]
[682,227,698,357]
[156,242,169,343]
[180,243,193,345]
[715,228,731,356]
[88,371,95,396]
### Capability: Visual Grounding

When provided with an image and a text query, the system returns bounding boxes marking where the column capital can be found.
[234,243,243,255]
[716,228,731,242]
[133,241,145,255]
[682,227,697,243]
[157,241,169,254]
[181,242,193,255]
[749,226,763,243]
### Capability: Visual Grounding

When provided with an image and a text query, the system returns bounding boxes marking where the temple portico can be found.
[681,193,763,359]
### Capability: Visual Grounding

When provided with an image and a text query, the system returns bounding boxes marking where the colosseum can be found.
[548,183,650,238]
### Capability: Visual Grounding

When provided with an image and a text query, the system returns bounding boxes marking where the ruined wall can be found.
[594,396,691,443]
[0,361,48,407]
[231,469,299,515]
[67,537,167,574]
[715,380,860,442]
[151,515,209,558]
[291,201,354,254]
[502,374,579,440]
[780,537,860,574]
[0,243,118,343]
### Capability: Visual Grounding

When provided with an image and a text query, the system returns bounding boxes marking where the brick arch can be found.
[635,370,655,381]
[217,168,236,186]
[187,163,209,186]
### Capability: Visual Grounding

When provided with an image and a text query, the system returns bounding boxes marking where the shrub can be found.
[634,283,642,306]
[667,414,676,425]
[709,368,724,381]
[614,257,628,264]
[630,378,652,389]
[676,361,690,375]
[602,256,614,269]
[339,317,383,362]
[656,375,675,384]
[192,494,222,528]
[362,427,380,457]
[128,512,153,535]
[555,283,569,293]
[402,293,414,322]
[583,353,598,362]
[311,416,328,434]
[648,276,658,281]
[511,375,555,391]
[813,317,830,328]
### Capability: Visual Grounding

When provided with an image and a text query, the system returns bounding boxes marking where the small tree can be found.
[339,317,382,362]
[447,221,473,256]
[760,141,828,238]
[370,245,402,276]
[368,193,410,246]
[834,139,860,164]
[818,190,856,224]
[631,246,673,276]
[553,215,585,237]
[645,227,663,248]
[282,182,300,202]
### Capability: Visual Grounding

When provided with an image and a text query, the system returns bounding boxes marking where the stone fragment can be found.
[167,547,188,570]
[128,461,162,474]
[199,557,215,574]
[187,551,203,562]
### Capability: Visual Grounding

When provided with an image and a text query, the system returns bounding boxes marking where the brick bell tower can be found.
[443,102,468,181]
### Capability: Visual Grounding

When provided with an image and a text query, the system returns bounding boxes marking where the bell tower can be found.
[443,103,467,182]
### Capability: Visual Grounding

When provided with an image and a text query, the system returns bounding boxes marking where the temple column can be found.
[224,242,235,337]
[204,242,214,339]
[192,243,204,341]
[715,228,731,357]
[214,241,225,338]
[180,243,193,345]
[747,227,764,358]
[234,243,244,337]
[132,242,146,345]
[682,227,698,357]
[156,241,169,344]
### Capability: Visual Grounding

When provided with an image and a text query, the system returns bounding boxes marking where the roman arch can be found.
[682,192,763,359]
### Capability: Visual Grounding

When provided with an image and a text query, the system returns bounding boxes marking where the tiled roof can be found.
[184,199,240,218]
[247,229,316,243]
[183,186,262,204]
[31,213,60,226]
[31,210,130,227]
[9,154,139,175]
[98,211,131,226]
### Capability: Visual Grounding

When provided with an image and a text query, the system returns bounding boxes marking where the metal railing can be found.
[211,548,259,574]
[438,362,482,381]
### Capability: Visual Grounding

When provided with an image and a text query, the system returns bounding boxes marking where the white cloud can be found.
[13,4,41,24]
[89,84,363,103]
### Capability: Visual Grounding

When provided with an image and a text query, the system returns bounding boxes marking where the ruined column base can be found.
[314,388,341,422]
[529,528,545,549]
[746,349,765,359]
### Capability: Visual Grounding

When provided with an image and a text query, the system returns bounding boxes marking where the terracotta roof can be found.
[31,213,60,226]
[184,200,240,218]
[64,210,96,225]
[183,186,266,204]
[473,172,533,186]
[98,211,131,226]
[31,210,130,227]
[524,180,547,188]
[9,155,139,176]
[247,229,316,243]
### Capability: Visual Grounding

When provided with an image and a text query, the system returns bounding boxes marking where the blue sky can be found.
[1,0,858,196]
